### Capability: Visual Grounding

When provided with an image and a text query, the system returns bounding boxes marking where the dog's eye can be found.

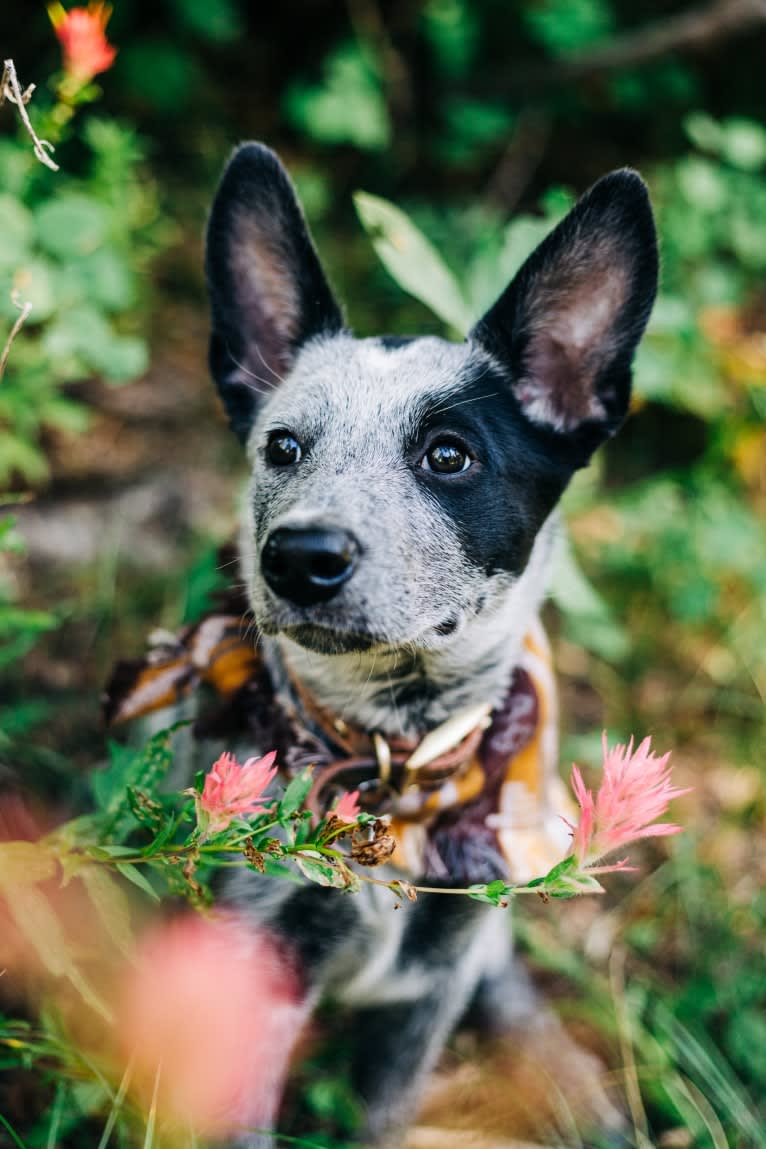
[267,433,302,466]
[422,441,471,475]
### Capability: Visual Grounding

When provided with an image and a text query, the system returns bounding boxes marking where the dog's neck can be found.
[268,518,558,741]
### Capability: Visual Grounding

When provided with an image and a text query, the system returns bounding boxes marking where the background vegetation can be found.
[1,1,765,1146]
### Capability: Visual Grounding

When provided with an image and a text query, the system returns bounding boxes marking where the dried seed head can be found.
[350,833,396,867]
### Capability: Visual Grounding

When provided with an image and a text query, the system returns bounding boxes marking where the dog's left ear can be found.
[206,143,344,441]
[470,169,658,463]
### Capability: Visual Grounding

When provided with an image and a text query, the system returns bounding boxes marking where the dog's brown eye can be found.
[423,441,471,474]
[267,433,302,466]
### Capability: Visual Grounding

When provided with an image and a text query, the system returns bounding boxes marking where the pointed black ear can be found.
[470,170,658,462]
[205,143,344,441]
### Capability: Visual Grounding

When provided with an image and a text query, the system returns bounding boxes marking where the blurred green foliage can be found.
[0,115,167,485]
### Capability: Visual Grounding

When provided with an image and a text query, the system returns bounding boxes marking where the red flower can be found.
[117,914,304,1134]
[333,789,361,823]
[48,3,117,83]
[195,751,278,836]
[567,733,690,872]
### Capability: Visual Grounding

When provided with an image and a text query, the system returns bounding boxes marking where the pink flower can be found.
[117,913,305,1134]
[196,751,278,836]
[567,733,690,872]
[48,3,117,82]
[333,789,361,823]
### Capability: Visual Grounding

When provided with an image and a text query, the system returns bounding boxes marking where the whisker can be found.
[252,339,288,386]
[223,343,277,394]
[430,390,500,417]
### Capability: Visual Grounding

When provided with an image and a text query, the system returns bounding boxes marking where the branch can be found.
[486,107,552,214]
[346,0,413,120]
[503,0,766,92]
[0,293,33,383]
[1,58,59,171]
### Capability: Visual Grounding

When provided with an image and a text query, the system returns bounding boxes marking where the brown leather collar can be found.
[285,661,491,818]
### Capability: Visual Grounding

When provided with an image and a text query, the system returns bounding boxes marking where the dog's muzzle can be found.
[261,526,359,607]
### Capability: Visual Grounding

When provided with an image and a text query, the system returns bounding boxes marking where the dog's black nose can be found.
[261,527,359,606]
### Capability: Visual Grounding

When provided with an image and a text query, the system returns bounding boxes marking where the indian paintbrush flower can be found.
[563,732,689,881]
[193,751,278,838]
[333,789,362,823]
[48,3,117,84]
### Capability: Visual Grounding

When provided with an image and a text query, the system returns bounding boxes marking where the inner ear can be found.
[470,170,658,458]
[206,143,343,441]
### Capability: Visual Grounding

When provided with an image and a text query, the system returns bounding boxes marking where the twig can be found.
[497,0,766,92]
[486,107,551,215]
[1,58,59,171]
[346,0,412,120]
[0,293,33,383]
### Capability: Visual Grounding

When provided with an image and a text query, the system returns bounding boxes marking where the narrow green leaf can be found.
[0,1112,28,1149]
[354,192,471,334]
[81,866,135,957]
[115,863,160,902]
[96,1058,134,1149]
[142,814,181,857]
[143,1062,162,1149]
[279,769,314,819]
[549,533,630,662]
[46,1082,65,1149]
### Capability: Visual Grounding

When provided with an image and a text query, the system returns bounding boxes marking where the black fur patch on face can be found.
[409,358,571,579]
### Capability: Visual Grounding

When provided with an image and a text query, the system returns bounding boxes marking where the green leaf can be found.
[0,1113,29,1149]
[75,248,135,312]
[165,0,242,41]
[285,43,390,151]
[355,192,471,334]
[295,853,357,890]
[279,768,315,820]
[721,117,766,171]
[523,0,614,55]
[684,112,725,155]
[0,258,58,323]
[35,195,109,259]
[549,535,631,662]
[96,334,149,383]
[80,866,135,957]
[0,433,49,486]
[142,814,182,857]
[676,156,727,213]
[114,862,160,902]
[467,879,511,905]
[88,844,142,859]
[93,729,177,842]
[40,305,114,370]
[262,857,303,883]
[0,196,33,268]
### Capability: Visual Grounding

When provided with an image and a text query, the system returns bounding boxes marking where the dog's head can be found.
[206,144,657,657]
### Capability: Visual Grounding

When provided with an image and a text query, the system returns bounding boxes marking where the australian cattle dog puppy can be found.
[115,144,658,1147]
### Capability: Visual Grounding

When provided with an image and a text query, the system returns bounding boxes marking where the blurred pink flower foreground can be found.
[118,913,304,1135]
[196,750,278,836]
[567,733,690,873]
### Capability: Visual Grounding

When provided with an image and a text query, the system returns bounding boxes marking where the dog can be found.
[119,143,658,1146]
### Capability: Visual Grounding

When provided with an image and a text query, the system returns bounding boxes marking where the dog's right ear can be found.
[205,143,343,441]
